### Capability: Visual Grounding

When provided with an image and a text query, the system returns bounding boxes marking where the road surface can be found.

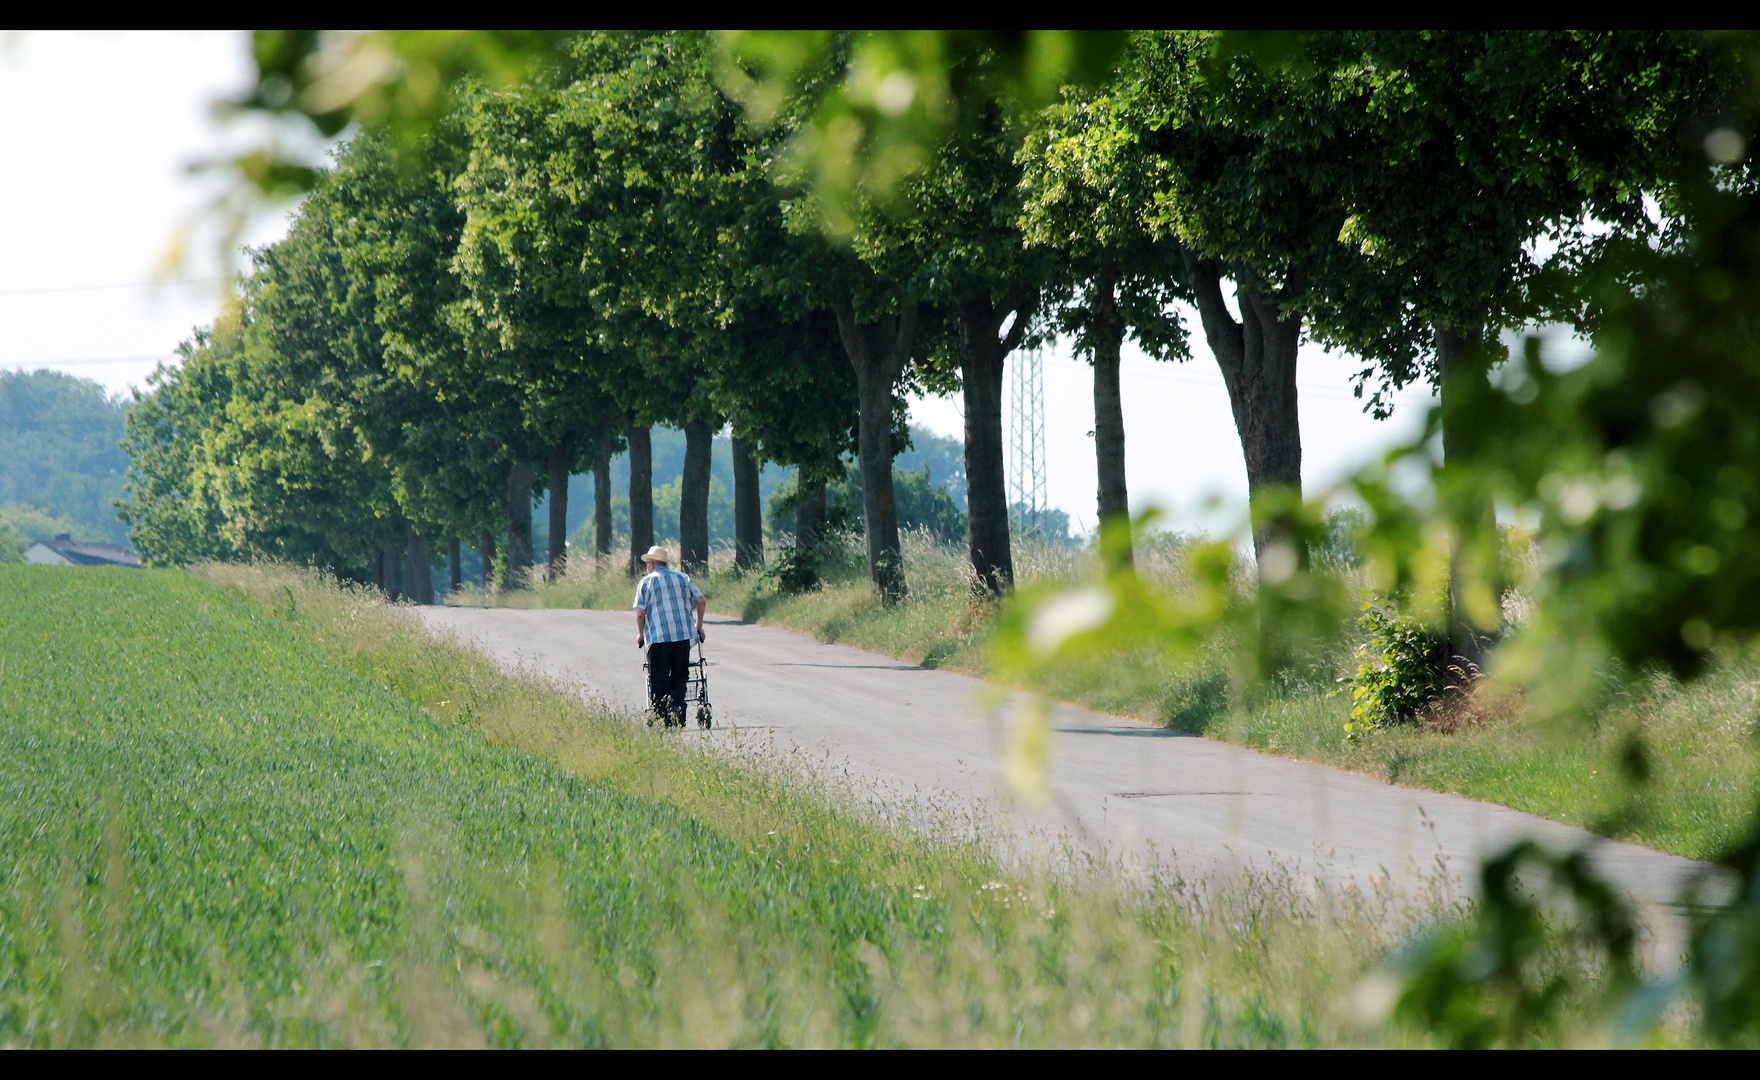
[412,605,1717,930]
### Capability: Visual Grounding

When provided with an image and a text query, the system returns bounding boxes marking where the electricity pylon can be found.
[1008,348,1047,537]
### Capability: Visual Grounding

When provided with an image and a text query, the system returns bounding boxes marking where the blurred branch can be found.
[710,30,1129,235]
[194,30,575,272]
[205,29,1299,256]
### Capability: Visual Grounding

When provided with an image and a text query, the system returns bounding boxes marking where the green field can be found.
[484,533,1760,863]
[1,563,1472,1048]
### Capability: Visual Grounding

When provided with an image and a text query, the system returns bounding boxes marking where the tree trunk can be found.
[405,525,434,605]
[1182,251,1304,568]
[732,435,763,572]
[383,538,405,601]
[594,421,614,561]
[680,418,712,575]
[505,462,535,588]
[480,530,497,589]
[833,299,918,603]
[416,532,434,604]
[448,536,462,592]
[1091,258,1132,565]
[1437,323,1498,670]
[547,438,573,580]
[795,475,827,550]
[956,285,1033,598]
[626,413,653,576]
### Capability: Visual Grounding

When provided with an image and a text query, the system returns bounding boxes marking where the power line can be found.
[2,355,176,368]
[1121,363,1436,405]
[0,277,226,298]
[1034,347,1439,405]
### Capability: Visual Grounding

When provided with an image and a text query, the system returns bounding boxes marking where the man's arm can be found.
[636,608,647,648]
[694,595,707,641]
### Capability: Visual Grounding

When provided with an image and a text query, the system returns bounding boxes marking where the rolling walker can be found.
[644,638,713,730]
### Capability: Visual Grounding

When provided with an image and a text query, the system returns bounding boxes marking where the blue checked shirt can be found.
[633,565,703,645]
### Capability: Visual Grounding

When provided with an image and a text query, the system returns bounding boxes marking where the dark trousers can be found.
[647,638,692,724]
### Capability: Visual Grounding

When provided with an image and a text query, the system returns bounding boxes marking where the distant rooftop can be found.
[25,533,142,569]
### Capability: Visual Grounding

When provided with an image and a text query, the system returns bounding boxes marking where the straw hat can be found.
[641,545,671,565]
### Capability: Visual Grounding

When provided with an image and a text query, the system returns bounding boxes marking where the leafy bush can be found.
[1344,597,1453,738]
[760,528,866,595]
[763,542,827,594]
[767,464,967,547]
[894,467,967,544]
[1315,506,1368,570]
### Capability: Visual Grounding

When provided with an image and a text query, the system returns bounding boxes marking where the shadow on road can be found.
[768,662,928,671]
[1056,724,1194,738]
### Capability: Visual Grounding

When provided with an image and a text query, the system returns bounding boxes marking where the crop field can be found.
[0,563,1494,1048]
[487,534,1760,863]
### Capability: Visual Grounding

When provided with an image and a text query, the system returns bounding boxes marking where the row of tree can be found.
[119,31,1724,625]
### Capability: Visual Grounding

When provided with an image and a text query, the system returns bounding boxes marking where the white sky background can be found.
[3,30,1586,541]
[0,32,286,391]
[912,332,1438,539]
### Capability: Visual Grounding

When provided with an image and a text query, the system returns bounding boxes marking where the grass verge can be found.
[478,533,1760,863]
[0,562,1492,1047]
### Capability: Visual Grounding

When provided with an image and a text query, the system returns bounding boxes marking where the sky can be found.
[0,32,287,392]
[913,333,1437,538]
[1,30,1455,541]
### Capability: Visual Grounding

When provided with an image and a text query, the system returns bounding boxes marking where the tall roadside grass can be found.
[476,532,1760,864]
[2,561,1508,1047]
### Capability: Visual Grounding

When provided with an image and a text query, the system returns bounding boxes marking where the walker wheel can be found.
[697,704,713,729]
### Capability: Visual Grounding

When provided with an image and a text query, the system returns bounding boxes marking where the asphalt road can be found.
[413,605,1712,918]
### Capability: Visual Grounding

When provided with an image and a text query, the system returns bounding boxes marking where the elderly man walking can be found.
[633,544,706,727]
